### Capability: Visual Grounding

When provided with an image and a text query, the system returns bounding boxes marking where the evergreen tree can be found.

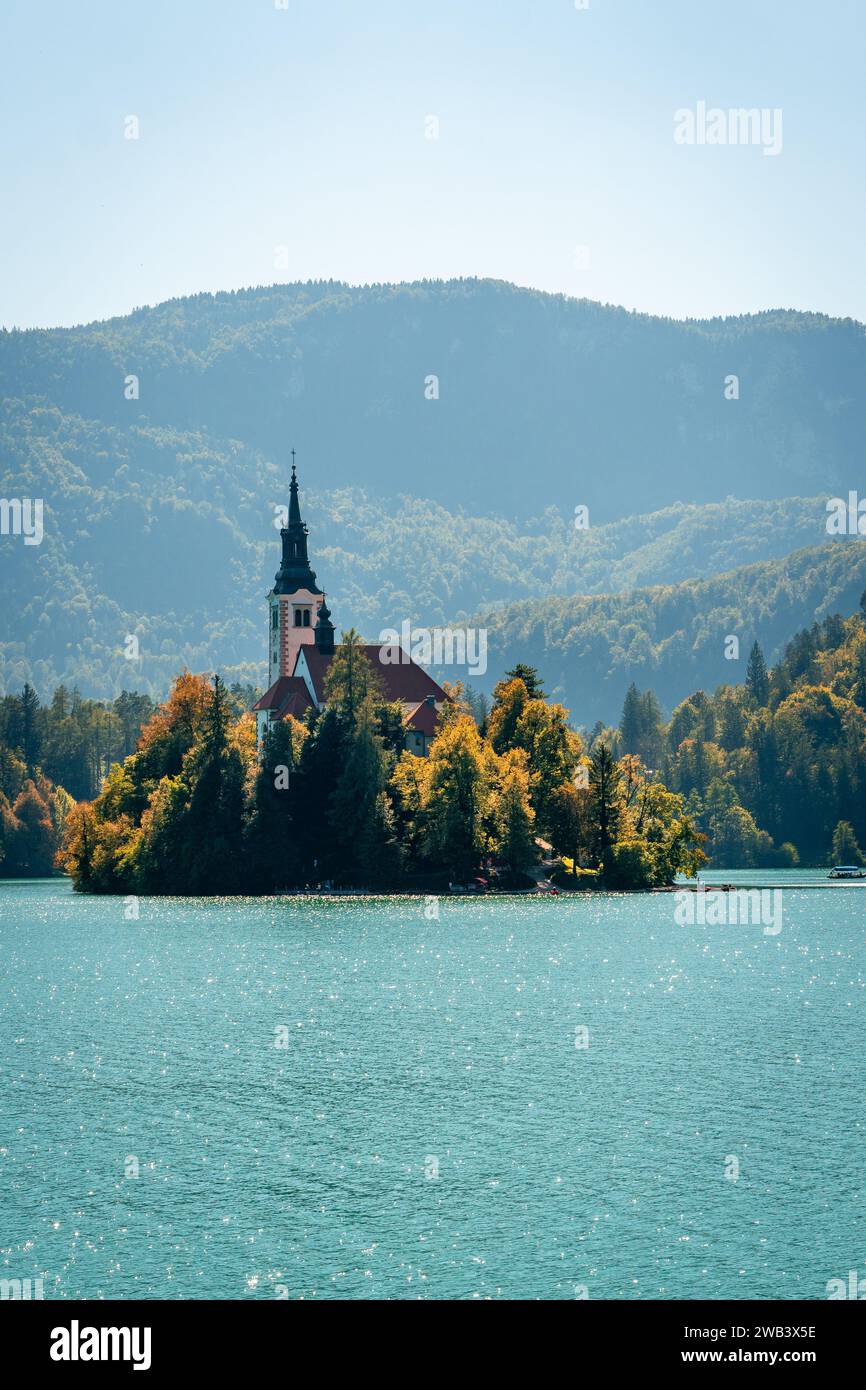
[20,683,41,771]
[503,664,545,698]
[746,641,770,705]
[188,676,246,893]
[547,782,587,874]
[246,717,305,890]
[292,705,348,883]
[487,676,529,753]
[619,683,643,756]
[589,743,622,858]
[325,629,384,723]
[329,701,399,885]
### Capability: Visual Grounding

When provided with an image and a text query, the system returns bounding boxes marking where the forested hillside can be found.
[2,280,861,517]
[479,540,866,725]
[0,389,850,704]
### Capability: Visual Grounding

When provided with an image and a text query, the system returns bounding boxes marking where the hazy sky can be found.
[1,0,862,329]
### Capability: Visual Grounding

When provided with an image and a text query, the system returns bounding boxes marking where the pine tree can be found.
[292,705,348,883]
[503,664,545,699]
[325,629,384,724]
[589,743,622,859]
[177,676,246,894]
[745,641,770,705]
[20,683,41,771]
[487,677,529,752]
[329,703,396,884]
[547,783,585,874]
[246,717,304,890]
[619,683,643,755]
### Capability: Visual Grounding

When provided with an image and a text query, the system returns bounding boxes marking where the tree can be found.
[746,641,770,705]
[20,683,41,771]
[494,750,536,881]
[6,779,56,875]
[588,743,622,858]
[325,629,384,723]
[831,819,864,866]
[329,701,400,885]
[510,698,580,829]
[180,676,247,894]
[56,802,97,888]
[503,664,545,699]
[547,782,590,874]
[423,715,493,880]
[245,716,306,890]
[291,705,348,883]
[389,750,432,873]
[487,677,529,753]
[619,683,643,757]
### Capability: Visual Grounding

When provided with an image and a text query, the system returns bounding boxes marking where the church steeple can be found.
[274,453,323,596]
[288,453,302,528]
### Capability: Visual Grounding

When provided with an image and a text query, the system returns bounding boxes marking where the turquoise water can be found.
[1,876,865,1301]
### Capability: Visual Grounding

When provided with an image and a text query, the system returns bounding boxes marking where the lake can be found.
[1,875,864,1300]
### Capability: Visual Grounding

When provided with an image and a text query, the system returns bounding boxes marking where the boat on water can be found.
[828,864,866,879]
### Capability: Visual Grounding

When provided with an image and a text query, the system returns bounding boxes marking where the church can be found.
[252,458,448,754]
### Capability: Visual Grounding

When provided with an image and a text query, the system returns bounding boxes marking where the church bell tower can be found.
[267,453,324,686]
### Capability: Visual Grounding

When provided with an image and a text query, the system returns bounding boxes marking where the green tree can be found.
[589,743,622,858]
[246,716,305,890]
[831,819,864,866]
[503,664,545,698]
[330,702,400,885]
[746,641,770,705]
[20,683,41,771]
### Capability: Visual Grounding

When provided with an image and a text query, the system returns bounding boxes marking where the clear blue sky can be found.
[1,0,862,328]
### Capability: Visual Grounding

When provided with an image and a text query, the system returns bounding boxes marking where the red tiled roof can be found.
[298,644,449,706]
[280,690,313,719]
[252,676,313,717]
[403,699,439,737]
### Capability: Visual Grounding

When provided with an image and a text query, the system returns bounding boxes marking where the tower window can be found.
[294,610,302,627]
[302,609,311,627]
[271,608,278,630]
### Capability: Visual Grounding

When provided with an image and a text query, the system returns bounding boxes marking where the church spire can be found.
[288,449,302,528]
[274,450,323,596]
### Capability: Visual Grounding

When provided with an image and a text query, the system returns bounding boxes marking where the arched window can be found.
[302,610,311,628]
[294,610,302,627]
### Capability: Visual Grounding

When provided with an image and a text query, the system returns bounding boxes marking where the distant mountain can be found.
[0,395,849,701]
[1,278,862,521]
[476,540,866,726]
